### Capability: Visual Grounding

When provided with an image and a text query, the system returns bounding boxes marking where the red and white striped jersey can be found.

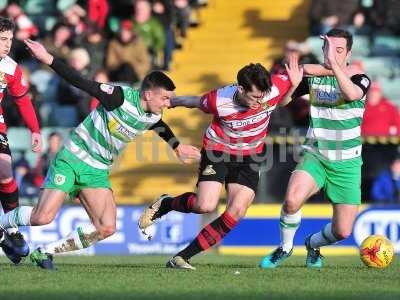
[200,74,291,156]
[0,56,30,133]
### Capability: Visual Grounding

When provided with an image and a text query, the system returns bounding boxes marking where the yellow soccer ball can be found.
[360,235,395,268]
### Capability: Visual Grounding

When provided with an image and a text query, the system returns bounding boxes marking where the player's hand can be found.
[321,35,338,68]
[31,132,42,153]
[174,144,201,164]
[285,53,303,87]
[24,39,54,65]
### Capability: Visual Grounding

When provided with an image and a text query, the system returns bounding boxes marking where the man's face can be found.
[0,30,13,59]
[323,37,350,68]
[145,87,174,114]
[237,85,266,109]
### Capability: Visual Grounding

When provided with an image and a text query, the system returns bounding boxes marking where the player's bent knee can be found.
[283,200,301,215]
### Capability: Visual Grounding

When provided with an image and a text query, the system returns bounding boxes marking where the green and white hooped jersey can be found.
[65,86,161,169]
[304,76,366,161]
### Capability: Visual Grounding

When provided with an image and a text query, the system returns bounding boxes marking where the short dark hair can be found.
[325,28,353,51]
[237,63,271,93]
[48,131,62,139]
[0,17,14,33]
[141,71,176,92]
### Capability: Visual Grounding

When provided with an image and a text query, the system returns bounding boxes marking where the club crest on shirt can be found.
[0,72,6,92]
[202,165,216,176]
[259,100,270,110]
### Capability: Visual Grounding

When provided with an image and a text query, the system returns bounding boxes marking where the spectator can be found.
[361,82,400,136]
[6,2,39,62]
[152,0,175,70]
[133,0,166,68]
[14,155,39,198]
[33,131,63,187]
[5,2,38,40]
[309,0,359,35]
[106,19,150,83]
[371,156,400,204]
[42,22,74,62]
[80,22,108,77]
[271,40,319,75]
[57,48,91,123]
[174,0,191,39]
[87,0,110,30]
[369,0,400,35]
[63,4,87,37]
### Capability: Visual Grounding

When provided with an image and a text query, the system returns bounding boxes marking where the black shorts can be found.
[0,133,11,156]
[197,149,262,193]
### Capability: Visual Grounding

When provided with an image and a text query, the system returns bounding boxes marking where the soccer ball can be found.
[359,235,394,268]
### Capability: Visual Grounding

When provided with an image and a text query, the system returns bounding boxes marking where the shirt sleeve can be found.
[8,65,29,98]
[272,74,292,104]
[199,90,218,115]
[292,77,310,98]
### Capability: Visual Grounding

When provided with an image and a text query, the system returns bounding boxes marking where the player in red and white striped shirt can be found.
[0,18,42,264]
[139,56,303,269]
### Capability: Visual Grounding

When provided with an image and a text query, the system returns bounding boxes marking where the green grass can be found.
[0,254,399,300]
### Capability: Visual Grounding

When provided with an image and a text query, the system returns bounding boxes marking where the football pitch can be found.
[0,254,399,300]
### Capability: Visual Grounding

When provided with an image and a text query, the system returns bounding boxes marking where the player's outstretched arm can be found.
[150,119,201,164]
[24,39,124,111]
[302,64,333,76]
[171,96,201,108]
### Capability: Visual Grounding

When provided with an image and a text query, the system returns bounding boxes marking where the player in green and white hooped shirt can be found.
[0,39,201,270]
[260,29,371,269]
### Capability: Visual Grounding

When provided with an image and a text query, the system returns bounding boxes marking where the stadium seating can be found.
[351,35,371,58]
[370,35,400,57]
[362,57,400,79]
[379,78,400,105]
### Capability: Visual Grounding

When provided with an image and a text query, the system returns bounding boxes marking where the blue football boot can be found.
[305,235,323,268]
[259,247,293,269]
[0,231,29,264]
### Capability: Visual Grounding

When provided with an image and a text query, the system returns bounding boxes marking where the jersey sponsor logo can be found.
[228,111,269,129]
[108,118,136,142]
[202,165,216,176]
[315,89,339,103]
[100,83,114,94]
[54,173,66,186]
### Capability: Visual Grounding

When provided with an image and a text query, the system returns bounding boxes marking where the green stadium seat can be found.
[361,57,399,79]
[351,36,371,58]
[371,35,400,57]
[306,36,324,61]
[379,78,400,105]
[7,127,71,167]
